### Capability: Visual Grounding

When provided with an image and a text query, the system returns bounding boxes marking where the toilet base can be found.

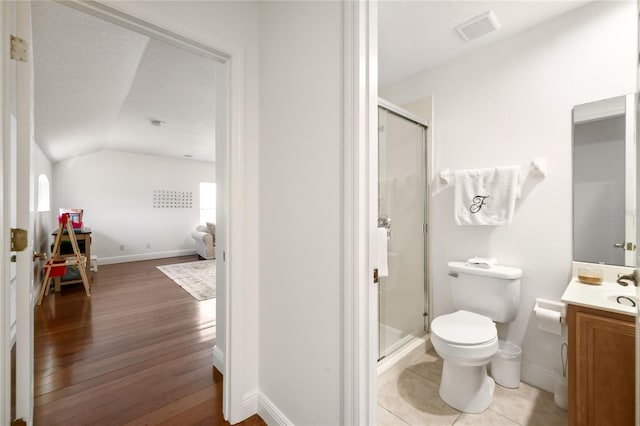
[439,360,495,413]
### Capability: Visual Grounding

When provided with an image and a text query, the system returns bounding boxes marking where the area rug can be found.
[157,259,216,301]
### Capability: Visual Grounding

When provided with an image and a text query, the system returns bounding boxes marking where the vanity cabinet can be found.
[567,304,635,426]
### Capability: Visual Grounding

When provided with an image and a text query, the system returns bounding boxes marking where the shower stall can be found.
[377,100,429,361]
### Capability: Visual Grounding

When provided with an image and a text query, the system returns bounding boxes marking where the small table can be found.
[51,228,92,291]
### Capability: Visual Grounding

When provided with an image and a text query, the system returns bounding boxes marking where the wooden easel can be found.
[36,213,91,305]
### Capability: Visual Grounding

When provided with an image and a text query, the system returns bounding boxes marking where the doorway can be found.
[16,1,241,422]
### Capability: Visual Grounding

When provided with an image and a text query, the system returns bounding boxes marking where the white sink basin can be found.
[561,279,638,316]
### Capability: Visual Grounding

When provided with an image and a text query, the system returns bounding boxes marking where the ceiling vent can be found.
[456,11,501,42]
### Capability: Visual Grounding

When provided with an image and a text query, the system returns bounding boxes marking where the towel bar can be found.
[439,158,548,184]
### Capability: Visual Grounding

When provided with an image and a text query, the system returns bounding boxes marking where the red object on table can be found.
[58,213,82,229]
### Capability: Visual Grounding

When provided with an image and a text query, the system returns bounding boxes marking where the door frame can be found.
[12,1,250,422]
[342,1,378,424]
[624,93,636,266]
[1,5,9,422]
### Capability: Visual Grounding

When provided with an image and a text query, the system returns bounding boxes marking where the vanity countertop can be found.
[561,278,637,317]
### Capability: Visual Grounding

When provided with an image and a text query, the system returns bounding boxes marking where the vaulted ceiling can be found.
[32,1,217,164]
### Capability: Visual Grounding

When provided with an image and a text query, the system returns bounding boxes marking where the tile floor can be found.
[378,348,568,426]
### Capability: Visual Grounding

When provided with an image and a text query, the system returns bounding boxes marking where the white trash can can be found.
[554,375,568,410]
[490,340,521,388]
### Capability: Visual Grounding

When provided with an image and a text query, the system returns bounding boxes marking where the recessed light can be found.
[150,120,165,127]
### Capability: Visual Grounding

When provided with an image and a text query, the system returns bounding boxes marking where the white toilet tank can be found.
[448,261,522,323]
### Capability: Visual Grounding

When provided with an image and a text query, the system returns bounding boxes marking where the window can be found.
[200,182,216,224]
[37,174,50,212]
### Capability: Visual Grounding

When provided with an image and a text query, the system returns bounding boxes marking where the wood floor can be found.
[33,255,264,426]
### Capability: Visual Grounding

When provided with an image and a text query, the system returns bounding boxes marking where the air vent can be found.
[456,11,501,42]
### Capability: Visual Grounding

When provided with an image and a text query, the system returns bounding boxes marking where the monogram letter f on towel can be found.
[454,166,520,226]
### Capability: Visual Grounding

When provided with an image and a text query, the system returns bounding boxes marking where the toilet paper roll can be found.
[534,307,562,335]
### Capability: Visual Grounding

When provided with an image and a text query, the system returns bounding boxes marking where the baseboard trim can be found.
[521,361,556,393]
[213,345,224,373]
[257,392,294,426]
[235,390,258,423]
[99,249,197,265]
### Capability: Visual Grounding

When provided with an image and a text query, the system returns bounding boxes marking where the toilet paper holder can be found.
[534,298,566,324]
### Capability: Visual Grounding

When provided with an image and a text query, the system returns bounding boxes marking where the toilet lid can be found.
[431,310,497,345]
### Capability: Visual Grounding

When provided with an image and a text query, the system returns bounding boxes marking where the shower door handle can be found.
[378,215,391,239]
[378,215,391,229]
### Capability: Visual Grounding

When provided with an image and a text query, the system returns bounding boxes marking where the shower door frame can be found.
[377,99,430,362]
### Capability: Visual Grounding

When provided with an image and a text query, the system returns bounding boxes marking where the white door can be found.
[1,1,35,424]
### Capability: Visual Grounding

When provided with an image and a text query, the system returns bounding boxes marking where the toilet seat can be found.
[431,310,497,346]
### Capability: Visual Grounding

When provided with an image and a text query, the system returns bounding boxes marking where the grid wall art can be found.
[153,190,193,209]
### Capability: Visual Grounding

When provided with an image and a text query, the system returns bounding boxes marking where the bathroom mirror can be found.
[572,93,637,266]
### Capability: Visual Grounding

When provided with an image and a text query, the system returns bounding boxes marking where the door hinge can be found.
[373,268,379,284]
[10,35,28,62]
[11,228,28,252]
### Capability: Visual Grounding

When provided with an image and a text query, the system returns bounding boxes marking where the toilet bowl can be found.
[431,310,499,413]
[432,261,522,413]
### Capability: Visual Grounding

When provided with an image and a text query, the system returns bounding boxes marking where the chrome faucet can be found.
[616,270,639,287]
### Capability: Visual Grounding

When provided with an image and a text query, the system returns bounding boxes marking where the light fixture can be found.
[456,11,501,42]
[150,119,165,127]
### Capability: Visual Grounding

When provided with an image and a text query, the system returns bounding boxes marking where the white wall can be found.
[52,150,213,263]
[381,1,637,391]
[258,2,343,424]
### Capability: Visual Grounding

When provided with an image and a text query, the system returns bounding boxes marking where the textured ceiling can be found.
[379,0,594,86]
[33,1,597,163]
[32,1,216,164]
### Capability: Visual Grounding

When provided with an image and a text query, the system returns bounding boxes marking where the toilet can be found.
[430,261,522,413]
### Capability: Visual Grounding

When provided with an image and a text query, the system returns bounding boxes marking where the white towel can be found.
[466,256,498,269]
[454,166,520,226]
[373,227,389,277]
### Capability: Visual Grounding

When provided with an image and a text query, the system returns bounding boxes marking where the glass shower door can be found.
[378,107,427,360]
